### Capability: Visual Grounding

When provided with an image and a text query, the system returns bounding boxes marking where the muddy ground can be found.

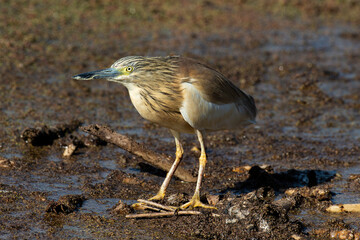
[1,1,360,239]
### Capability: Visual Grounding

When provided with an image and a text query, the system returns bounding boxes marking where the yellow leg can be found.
[149,130,183,201]
[180,130,216,210]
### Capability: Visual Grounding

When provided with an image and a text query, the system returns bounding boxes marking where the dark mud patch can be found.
[21,120,82,146]
[46,194,86,214]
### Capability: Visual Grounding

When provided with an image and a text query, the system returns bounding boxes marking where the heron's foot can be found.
[180,196,217,210]
[148,191,165,201]
[131,192,165,209]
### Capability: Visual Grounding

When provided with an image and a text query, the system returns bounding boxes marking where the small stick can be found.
[141,205,163,212]
[137,199,176,212]
[126,211,201,219]
[326,204,360,213]
[81,124,196,183]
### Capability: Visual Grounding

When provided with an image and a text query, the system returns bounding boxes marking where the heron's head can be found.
[72,56,178,84]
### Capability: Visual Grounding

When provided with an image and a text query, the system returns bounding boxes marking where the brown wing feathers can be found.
[177,57,257,120]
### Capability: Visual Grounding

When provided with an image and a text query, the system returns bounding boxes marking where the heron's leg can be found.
[180,130,216,209]
[149,130,183,201]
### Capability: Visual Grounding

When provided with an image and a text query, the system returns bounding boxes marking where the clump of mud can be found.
[21,120,82,146]
[46,195,86,214]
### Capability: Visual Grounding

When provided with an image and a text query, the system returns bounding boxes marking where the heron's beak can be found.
[72,68,121,80]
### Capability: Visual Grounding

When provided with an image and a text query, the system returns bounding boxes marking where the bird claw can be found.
[148,192,165,201]
[180,198,217,210]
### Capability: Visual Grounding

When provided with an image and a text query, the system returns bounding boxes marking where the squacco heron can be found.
[73,56,257,209]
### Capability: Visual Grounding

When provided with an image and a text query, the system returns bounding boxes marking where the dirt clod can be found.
[225,188,304,238]
[45,195,86,214]
[21,120,82,146]
[111,200,132,215]
[166,193,189,205]
[285,186,332,201]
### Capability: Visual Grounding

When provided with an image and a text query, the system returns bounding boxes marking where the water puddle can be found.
[80,198,120,215]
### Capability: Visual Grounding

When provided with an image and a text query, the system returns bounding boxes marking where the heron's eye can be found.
[125,66,133,72]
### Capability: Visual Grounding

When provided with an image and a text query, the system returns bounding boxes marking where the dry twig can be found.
[326,204,360,213]
[126,199,202,218]
[81,124,196,182]
[137,199,176,212]
[126,211,201,219]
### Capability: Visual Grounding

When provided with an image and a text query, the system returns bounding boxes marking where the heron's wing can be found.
[178,58,257,120]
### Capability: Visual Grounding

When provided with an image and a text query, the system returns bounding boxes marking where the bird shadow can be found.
[221,165,336,195]
[138,162,167,178]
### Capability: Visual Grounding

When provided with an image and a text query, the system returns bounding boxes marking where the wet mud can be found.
[1,1,360,239]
